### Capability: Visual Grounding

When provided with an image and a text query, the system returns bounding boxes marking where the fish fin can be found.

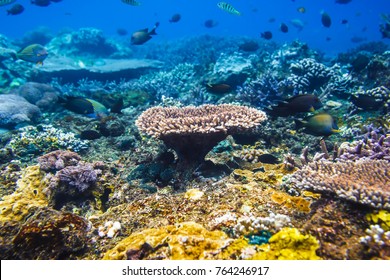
[331,129,341,133]
[294,119,306,130]
[10,52,17,61]
[140,28,148,32]
[149,22,160,35]
[309,106,315,112]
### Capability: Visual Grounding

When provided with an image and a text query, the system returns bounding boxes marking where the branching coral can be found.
[288,159,390,210]
[136,104,267,164]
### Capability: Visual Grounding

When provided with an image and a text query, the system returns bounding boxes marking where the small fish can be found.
[169,13,181,23]
[205,83,232,94]
[0,0,15,6]
[11,44,48,65]
[116,28,128,36]
[297,7,306,13]
[321,12,332,28]
[268,94,323,117]
[121,0,141,6]
[341,19,348,24]
[7,3,24,15]
[238,41,259,52]
[64,97,109,119]
[217,2,241,16]
[204,19,218,28]
[31,0,51,7]
[326,37,332,41]
[295,113,340,136]
[335,0,352,4]
[261,31,272,40]
[350,95,383,110]
[280,23,288,33]
[257,154,280,164]
[268,17,276,23]
[290,19,304,31]
[131,22,159,45]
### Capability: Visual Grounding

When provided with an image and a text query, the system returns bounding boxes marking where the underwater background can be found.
[0,0,389,260]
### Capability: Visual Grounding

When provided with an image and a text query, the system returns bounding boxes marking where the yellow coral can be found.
[366,210,390,231]
[0,165,49,222]
[103,222,233,260]
[271,191,311,213]
[251,228,321,260]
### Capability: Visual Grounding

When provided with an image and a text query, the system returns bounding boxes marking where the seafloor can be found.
[0,29,389,260]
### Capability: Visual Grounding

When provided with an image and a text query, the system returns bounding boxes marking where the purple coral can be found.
[38,150,81,172]
[56,163,98,192]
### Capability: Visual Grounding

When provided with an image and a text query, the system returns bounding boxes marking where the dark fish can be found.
[261,31,272,40]
[350,95,383,110]
[121,0,141,6]
[351,54,370,71]
[239,41,259,52]
[64,97,109,119]
[350,36,367,43]
[205,83,232,94]
[297,7,306,13]
[257,154,280,164]
[321,12,332,28]
[204,19,218,28]
[11,44,48,65]
[80,130,101,140]
[268,17,276,23]
[131,22,159,45]
[31,0,51,7]
[268,94,323,117]
[341,19,348,24]
[7,3,24,15]
[280,23,288,33]
[169,13,181,23]
[0,0,16,6]
[295,113,340,136]
[326,37,332,41]
[116,28,128,36]
[335,0,352,4]
[217,2,241,16]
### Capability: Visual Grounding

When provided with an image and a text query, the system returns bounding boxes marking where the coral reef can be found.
[37,150,81,172]
[288,159,390,210]
[136,104,267,164]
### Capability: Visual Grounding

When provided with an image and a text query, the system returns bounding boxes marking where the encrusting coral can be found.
[136,104,267,164]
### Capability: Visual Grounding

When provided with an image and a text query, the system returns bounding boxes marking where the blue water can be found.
[0,0,389,55]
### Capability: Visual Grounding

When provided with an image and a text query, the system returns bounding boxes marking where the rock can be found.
[32,56,164,83]
[0,94,41,128]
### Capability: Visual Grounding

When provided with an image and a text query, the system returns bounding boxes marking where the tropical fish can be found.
[217,2,241,16]
[0,0,15,6]
[261,31,272,40]
[297,7,306,13]
[335,0,352,4]
[350,95,383,110]
[267,94,323,117]
[290,19,304,31]
[239,41,259,52]
[205,83,232,94]
[11,44,48,65]
[280,23,289,33]
[321,12,332,28]
[7,3,24,15]
[131,22,159,45]
[31,0,51,7]
[121,0,141,6]
[257,154,280,164]
[63,97,109,119]
[204,19,218,28]
[295,113,340,136]
[169,13,181,23]
[341,19,348,24]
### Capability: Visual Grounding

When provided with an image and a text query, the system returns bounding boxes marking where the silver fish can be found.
[121,0,141,6]
[217,2,241,16]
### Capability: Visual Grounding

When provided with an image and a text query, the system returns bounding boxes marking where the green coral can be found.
[367,210,390,231]
[251,228,321,260]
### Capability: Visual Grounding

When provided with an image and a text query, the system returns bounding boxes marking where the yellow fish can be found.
[217,2,241,16]
[121,0,141,6]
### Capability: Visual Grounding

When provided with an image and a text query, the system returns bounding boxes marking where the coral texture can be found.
[136,104,267,163]
[0,94,41,128]
[289,159,390,210]
[38,150,81,172]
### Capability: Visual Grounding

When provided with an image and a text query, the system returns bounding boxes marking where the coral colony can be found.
[0,1,390,261]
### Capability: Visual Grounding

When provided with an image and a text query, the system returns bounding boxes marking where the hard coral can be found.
[38,150,81,172]
[136,104,267,164]
[288,159,390,210]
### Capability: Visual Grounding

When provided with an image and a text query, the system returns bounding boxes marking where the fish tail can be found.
[10,52,17,61]
[294,119,305,130]
[149,22,159,35]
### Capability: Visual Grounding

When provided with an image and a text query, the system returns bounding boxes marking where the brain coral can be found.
[136,104,267,163]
